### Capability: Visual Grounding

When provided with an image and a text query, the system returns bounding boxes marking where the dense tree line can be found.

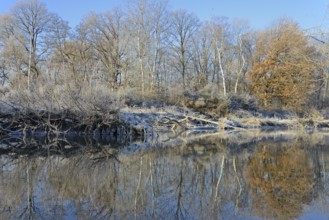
[0,0,328,112]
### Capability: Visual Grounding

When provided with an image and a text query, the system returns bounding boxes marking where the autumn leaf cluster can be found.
[248,20,318,111]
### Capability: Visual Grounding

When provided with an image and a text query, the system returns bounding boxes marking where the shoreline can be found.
[1,105,329,140]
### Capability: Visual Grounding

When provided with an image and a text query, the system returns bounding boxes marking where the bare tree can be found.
[169,10,200,89]
[208,17,230,96]
[11,0,50,84]
[307,29,329,107]
[0,15,15,85]
[82,9,131,90]
[128,0,152,94]
[192,23,212,89]
[0,0,69,90]
[230,20,251,94]
[146,0,170,92]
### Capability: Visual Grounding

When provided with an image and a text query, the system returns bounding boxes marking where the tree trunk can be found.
[235,39,245,94]
[27,33,32,91]
[235,54,245,94]
[218,49,226,96]
[137,30,145,95]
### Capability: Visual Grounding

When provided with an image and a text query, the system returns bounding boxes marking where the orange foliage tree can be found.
[248,19,318,111]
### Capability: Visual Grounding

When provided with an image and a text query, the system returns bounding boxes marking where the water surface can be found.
[1,132,329,219]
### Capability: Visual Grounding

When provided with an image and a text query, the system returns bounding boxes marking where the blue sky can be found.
[0,0,328,30]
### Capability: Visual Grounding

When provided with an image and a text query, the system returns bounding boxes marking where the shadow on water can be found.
[1,132,329,219]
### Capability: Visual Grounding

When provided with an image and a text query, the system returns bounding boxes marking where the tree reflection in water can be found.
[0,133,328,219]
[245,144,315,220]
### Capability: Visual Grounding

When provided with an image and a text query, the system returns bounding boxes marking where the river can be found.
[0,131,329,219]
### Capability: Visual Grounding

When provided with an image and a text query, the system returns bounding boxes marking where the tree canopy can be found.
[0,0,329,113]
[248,20,318,111]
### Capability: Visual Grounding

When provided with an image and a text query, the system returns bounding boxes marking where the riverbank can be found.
[0,95,329,141]
[1,102,329,141]
[119,106,329,135]
[0,105,139,139]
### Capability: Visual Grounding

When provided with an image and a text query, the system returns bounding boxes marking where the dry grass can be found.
[3,80,124,115]
[228,113,329,131]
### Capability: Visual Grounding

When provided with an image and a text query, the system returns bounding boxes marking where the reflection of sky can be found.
[300,212,329,220]
[301,197,329,219]
[0,0,328,30]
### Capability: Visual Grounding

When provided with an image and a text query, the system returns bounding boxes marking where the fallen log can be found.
[158,112,245,133]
